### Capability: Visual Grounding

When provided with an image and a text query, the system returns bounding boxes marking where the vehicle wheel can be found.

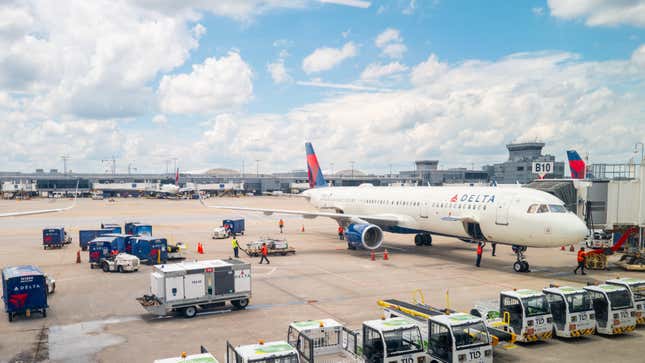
[233,298,249,309]
[117,265,123,273]
[521,261,530,272]
[51,282,56,294]
[184,306,197,318]
[281,252,287,256]
[8,312,13,322]
[513,261,523,273]
[424,234,433,246]
[414,234,423,246]
[102,263,109,272]
[42,309,47,318]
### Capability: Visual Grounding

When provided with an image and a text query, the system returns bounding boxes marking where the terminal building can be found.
[484,142,564,184]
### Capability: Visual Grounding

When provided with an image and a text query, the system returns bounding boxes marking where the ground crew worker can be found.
[338,225,344,240]
[476,242,483,267]
[279,219,284,234]
[574,247,586,275]
[259,242,270,264]
[232,237,239,258]
[491,242,497,257]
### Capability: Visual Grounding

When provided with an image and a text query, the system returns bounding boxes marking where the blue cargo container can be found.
[100,223,122,234]
[2,265,48,322]
[42,228,65,249]
[102,233,133,253]
[88,238,116,265]
[223,218,245,235]
[124,222,152,236]
[79,229,112,251]
[130,236,167,264]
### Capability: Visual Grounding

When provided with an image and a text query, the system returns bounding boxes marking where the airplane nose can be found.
[569,217,589,242]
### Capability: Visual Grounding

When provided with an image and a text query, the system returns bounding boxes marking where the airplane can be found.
[0,181,78,217]
[155,168,194,197]
[566,150,586,179]
[200,143,588,273]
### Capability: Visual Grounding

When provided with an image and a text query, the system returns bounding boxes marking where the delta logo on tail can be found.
[306,142,327,188]
[566,150,586,179]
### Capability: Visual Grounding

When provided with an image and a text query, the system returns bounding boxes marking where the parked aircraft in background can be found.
[0,182,77,217]
[201,143,588,273]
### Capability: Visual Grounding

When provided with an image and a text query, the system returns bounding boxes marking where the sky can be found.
[1,0,644,175]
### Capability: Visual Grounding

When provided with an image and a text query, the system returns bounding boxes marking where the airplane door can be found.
[495,195,510,225]
[419,201,429,219]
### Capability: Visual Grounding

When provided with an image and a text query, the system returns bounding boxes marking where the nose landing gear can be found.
[512,245,530,273]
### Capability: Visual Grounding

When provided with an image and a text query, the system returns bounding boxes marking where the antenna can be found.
[101,156,116,175]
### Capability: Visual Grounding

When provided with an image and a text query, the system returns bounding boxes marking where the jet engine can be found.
[345,223,383,250]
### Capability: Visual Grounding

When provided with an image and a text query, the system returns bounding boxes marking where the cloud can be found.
[532,7,544,16]
[360,62,409,81]
[268,59,291,84]
[158,52,253,114]
[297,80,391,91]
[375,28,407,59]
[302,42,357,74]
[402,0,416,15]
[410,54,448,85]
[152,114,168,125]
[547,0,645,27]
[318,0,371,8]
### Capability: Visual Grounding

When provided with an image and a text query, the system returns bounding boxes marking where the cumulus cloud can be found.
[152,114,168,125]
[158,52,253,114]
[410,54,448,85]
[360,62,409,81]
[375,28,407,59]
[318,0,371,8]
[302,42,357,74]
[268,60,291,84]
[547,0,645,27]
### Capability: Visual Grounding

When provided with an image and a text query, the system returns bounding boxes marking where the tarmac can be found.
[0,197,644,362]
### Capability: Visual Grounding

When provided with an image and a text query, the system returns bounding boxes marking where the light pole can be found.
[350,161,355,179]
[256,159,260,178]
[634,142,644,163]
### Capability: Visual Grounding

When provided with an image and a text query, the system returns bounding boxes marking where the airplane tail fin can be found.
[306,142,327,188]
[175,168,179,186]
[566,150,586,179]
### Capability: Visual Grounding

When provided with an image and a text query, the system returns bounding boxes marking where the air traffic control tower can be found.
[484,142,565,184]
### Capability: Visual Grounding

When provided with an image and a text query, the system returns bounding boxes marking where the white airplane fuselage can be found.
[303,185,587,248]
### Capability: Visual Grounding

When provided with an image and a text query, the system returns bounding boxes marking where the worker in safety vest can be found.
[279,219,284,234]
[476,242,483,267]
[259,243,270,264]
[232,237,239,258]
[338,226,344,240]
[574,247,586,275]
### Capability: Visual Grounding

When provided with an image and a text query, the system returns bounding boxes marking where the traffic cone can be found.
[76,250,81,263]
[197,243,204,254]
[383,249,389,260]
[301,225,305,232]
[561,246,565,251]
[370,251,375,261]
[569,245,575,252]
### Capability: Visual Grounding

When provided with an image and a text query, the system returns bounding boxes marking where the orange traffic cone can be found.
[370,251,375,261]
[383,249,389,260]
[561,246,565,251]
[301,225,305,232]
[76,250,81,263]
[197,243,204,254]
[569,245,575,252]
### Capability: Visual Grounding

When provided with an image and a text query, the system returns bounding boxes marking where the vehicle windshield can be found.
[383,327,423,356]
[522,296,550,317]
[453,321,490,349]
[249,354,299,363]
[608,290,633,309]
[566,293,593,313]
[629,283,645,302]
[548,204,567,213]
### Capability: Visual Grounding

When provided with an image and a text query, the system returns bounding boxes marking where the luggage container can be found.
[101,233,133,253]
[244,238,295,257]
[606,277,645,325]
[79,229,112,251]
[226,340,299,363]
[137,259,251,318]
[100,223,122,234]
[88,236,123,267]
[584,284,637,335]
[223,219,245,235]
[542,286,596,338]
[125,222,152,236]
[130,236,168,264]
[42,227,68,249]
[2,265,48,322]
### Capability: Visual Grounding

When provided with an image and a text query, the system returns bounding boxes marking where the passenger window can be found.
[527,204,539,213]
[538,204,549,213]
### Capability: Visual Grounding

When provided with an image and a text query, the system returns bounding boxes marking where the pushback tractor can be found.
[226,340,300,363]
[542,286,595,338]
[583,284,636,335]
[361,317,427,363]
[473,289,553,343]
[606,277,645,325]
[287,319,361,363]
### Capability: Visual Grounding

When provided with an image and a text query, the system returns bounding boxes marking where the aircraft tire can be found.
[521,261,530,272]
[414,234,424,246]
[424,234,433,246]
[513,261,523,273]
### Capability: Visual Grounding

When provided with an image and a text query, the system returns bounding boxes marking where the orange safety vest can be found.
[261,245,268,256]
[338,226,344,233]
[279,219,284,227]
[477,244,483,255]
[577,250,586,263]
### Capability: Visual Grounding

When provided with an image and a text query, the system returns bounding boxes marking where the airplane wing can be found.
[0,180,78,218]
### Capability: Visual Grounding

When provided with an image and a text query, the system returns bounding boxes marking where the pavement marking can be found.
[255,267,277,276]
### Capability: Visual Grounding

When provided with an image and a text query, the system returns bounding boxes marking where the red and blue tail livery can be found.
[566,150,586,179]
[306,142,327,188]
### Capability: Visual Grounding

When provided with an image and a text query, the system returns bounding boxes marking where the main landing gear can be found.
[414,233,432,246]
[512,245,530,273]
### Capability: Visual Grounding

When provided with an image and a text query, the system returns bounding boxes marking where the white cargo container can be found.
[137,258,251,318]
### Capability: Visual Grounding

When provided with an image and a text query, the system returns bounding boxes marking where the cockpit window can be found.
[527,204,539,213]
[548,204,567,213]
[537,204,549,213]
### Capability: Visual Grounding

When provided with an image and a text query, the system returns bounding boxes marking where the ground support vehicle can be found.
[2,265,48,322]
[124,221,152,236]
[615,253,645,271]
[606,277,645,325]
[379,299,503,363]
[287,319,362,363]
[585,227,638,270]
[167,242,186,261]
[244,238,296,257]
[473,289,553,343]
[584,284,637,334]
[361,317,428,362]
[542,286,596,337]
[155,346,219,363]
[137,259,251,318]
[130,236,168,264]
[100,223,122,234]
[213,218,245,239]
[96,253,140,273]
[227,340,299,363]
[79,229,112,251]
[42,227,71,249]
